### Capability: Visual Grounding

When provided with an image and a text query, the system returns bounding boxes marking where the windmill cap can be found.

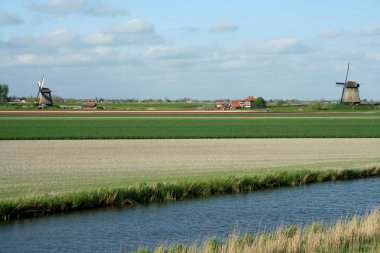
[346,81,360,88]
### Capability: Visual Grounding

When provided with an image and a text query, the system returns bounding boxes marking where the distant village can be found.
[7,94,378,109]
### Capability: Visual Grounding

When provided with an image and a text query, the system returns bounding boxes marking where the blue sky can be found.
[1,0,379,100]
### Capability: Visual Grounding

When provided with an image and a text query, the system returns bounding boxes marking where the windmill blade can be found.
[41,76,45,87]
[344,63,350,84]
[336,82,345,87]
[36,87,40,102]
[340,86,345,105]
[36,79,42,103]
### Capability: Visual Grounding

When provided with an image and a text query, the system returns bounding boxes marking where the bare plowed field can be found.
[1,139,380,199]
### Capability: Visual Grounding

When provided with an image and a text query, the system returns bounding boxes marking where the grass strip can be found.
[1,167,380,221]
[139,208,380,253]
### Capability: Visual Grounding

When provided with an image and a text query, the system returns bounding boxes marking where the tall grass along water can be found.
[1,167,380,220]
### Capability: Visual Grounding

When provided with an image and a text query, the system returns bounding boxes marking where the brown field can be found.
[1,139,380,199]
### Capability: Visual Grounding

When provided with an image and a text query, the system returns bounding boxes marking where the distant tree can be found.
[253,97,267,108]
[309,101,323,110]
[276,99,284,107]
[0,84,9,104]
[26,95,36,104]
[52,95,65,104]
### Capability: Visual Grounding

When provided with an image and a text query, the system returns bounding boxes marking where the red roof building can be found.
[230,101,242,109]
[230,96,256,109]
[243,96,256,102]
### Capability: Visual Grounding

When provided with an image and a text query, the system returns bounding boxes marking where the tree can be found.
[275,99,284,107]
[52,95,65,104]
[0,84,9,104]
[253,97,267,108]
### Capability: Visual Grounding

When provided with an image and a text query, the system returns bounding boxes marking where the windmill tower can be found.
[36,76,53,106]
[336,63,361,105]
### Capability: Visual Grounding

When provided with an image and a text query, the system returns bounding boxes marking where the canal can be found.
[0,178,379,252]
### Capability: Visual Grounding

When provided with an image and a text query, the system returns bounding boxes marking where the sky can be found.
[0,0,379,100]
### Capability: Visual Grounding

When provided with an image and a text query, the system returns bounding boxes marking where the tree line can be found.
[0,84,9,104]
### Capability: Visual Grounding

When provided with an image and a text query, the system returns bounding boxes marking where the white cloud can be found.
[144,45,191,60]
[329,50,365,61]
[44,28,80,47]
[4,28,80,52]
[356,25,380,36]
[366,53,380,62]
[219,60,246,70]
[82,31,114,45]
[85,3,129,17]
[2,18,160,54]
[105,19,154,34]
[251,39,312,55]
[320,29,344,38]
[4,53,90,67]
[96,19,160,45]
[0,10,23,26]
[30,1,130,18]
[30,0,88,15]
[209,22,239,32]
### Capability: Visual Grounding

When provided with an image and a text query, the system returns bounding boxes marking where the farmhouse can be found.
[230,96,256,109]
[216,102,229,110]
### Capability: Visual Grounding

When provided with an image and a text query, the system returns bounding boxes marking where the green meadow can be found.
[1,114,380,139]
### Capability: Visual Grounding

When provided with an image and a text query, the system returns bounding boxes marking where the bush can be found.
[253,97,267,108]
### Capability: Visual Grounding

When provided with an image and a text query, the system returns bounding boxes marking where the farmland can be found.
[12,109,380,244]
[1,112,380,253]
[1,138,380,199]
[1,113,380,139]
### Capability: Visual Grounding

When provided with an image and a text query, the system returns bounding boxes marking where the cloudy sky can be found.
[1,0,380,100]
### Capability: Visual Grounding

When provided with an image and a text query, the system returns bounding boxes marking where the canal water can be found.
[1,178,379,253]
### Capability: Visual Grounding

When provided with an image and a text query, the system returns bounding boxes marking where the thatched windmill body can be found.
[336,63,361,105]
[36,76,53,106]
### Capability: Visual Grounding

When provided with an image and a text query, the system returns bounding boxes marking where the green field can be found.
[1,114,380,139]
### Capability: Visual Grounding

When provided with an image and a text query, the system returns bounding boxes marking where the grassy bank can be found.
[1,115,380,139]
[142,208,380,253]
[1,167,379,221]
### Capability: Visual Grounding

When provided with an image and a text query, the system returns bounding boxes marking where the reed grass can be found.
[1,167,379,221]
[145,208,380,253]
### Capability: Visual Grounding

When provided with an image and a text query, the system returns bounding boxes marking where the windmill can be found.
[336,63,361,105]
[36,75,53,106]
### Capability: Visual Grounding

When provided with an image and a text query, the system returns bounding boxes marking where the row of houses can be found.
[216,96,257,109]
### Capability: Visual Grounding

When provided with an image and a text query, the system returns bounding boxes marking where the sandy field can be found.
[1,139,380,198]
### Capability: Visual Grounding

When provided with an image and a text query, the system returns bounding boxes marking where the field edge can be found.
[1,166,380,221]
